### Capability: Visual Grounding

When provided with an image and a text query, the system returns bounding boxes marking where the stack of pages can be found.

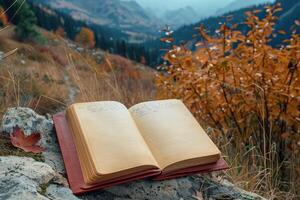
[53,99,228,195]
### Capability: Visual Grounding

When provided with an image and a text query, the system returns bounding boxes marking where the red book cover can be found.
[53,112,228,195]
[53,112,161,195]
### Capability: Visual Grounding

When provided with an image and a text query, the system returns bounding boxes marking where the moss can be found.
[39,182,51,196]
[0,134,44,162]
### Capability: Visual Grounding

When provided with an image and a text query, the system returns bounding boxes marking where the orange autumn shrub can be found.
[75,27,95,48]
[156,4,299,198]
[0,7,8,27]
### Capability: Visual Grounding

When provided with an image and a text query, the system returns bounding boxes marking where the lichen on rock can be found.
[1,107,53,137]
[0,156,55,200]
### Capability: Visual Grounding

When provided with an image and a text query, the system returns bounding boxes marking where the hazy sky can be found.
[132,0,274,18]
[133,0,235,16]
[135,0,233,9]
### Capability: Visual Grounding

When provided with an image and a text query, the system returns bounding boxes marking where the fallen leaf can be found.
[10,127,45,153]
[278,30,286,35]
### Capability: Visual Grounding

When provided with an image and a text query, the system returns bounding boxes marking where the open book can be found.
[53,99,228,194]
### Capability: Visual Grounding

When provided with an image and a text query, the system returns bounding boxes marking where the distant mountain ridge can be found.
[142,0,300,66]
[30,0,160,36]
[172,0,299,46]
[216,0,275,15]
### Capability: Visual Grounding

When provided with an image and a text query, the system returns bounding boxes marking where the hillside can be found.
[162,6,201,29]
[0,26,156,115]
[14,0,159,68]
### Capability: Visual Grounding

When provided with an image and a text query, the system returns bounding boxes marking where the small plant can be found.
[75,27,96,48]
[156,4,299,199]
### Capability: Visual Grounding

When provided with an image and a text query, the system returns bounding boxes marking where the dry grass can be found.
[67,52,156,107]
[0,30,69,115]
[0,26,156,117]
[220,136,298,199]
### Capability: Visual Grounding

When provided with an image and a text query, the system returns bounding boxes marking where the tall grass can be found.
[66,48,156,107]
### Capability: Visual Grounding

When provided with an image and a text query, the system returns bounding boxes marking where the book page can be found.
[68,101,159,176]
[129,99,221,172]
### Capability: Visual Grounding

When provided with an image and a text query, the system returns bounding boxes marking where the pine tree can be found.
[15,2,38,40]
[0,0,38,40]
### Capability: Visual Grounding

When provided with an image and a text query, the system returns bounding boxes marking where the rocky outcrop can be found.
[0,156,78,200]
[1,107,65,174]
[0,107,266,200]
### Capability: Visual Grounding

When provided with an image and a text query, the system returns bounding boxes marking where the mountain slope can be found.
[273,0,300,46]
[0,25,156,113]
[141,0,300,66]
[172,0,299,46]
[28,0,160,36]
[162,6,201,29]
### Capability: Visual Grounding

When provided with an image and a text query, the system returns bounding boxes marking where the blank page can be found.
[69,101,159,175]
[129,99,221,172]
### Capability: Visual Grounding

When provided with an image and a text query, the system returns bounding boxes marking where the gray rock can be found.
[1,107,65,173]
[46,184,80,200]
[1,107,53,136]
[0,107,266,200]
[0,156,79,200]
[79,175,264,200]
[0,156,54,200]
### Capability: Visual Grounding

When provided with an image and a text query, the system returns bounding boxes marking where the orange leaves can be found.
[198,25,212,42]
[155,4,300,196]
[273,7,283,14]
[156,4,300,160]
[160,37,174,43]
[10,128,44,153]
[75,27,95,48]
[278,30,286,35]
